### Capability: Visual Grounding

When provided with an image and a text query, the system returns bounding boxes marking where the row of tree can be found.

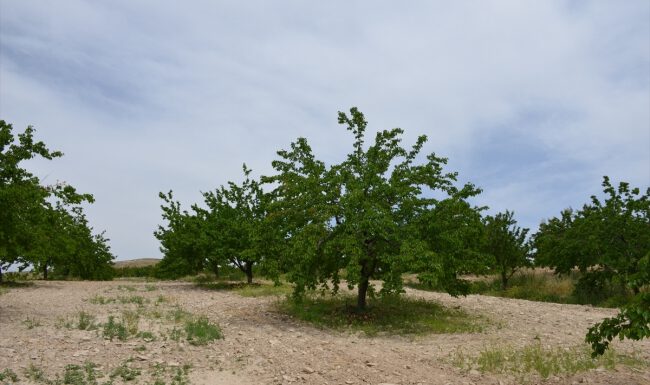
[156,108,648,354]
[0,121,115,281]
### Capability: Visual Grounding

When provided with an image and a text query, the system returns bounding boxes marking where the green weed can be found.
[118,295,147,306]
[77,311,97,330]
[117,285,137,292]
[110,361,140,382]
[184,316,222,345]
[144,285,157,292]
[121,310,140,335]
[89,295,116,305]
[102,316,128,341]
[452,343,647,379]
[24,364,45,382]
[0,368,18,382]
[136,331,156,341]
[22,317,42,329]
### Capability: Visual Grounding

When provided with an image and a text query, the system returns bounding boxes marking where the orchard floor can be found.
[0,280,648,385]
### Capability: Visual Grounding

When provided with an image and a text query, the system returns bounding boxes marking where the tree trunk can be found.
[43,263,48,280]
[357,277,369,311]
[0,266,3,283]
[245,263,253,284]
[501,271,508,290]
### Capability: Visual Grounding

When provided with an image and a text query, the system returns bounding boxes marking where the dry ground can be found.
[1,280,648,385]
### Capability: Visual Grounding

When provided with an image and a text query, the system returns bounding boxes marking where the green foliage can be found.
[535,177,649,287]
[586,252,650,356]
[265,108,485,310]
[280,294,483,336]
[481,211,531,290]
[534,177,650,354]
[0,120,114,282]
[154,191,215,279]
[184,316,223,345]
[112,265,158,279]
[155,166,282,283]
[200,164,282,284]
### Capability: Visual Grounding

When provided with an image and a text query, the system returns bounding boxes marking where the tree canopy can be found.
[0,120,114,280]
[482,211,531,290]
[534,177,650,354]
[264,107,485,310]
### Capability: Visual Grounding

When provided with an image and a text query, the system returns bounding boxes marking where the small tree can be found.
[154,191,213,278]
[265,108,485,310]
[0,121,111,281]
[201,165,278,284]
[482,211,531,290]
[535,177,650,300]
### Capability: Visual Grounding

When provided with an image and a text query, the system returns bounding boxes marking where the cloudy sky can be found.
[1,1,648,260]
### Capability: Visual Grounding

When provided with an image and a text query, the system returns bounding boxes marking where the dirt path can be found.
[1,281,648,385]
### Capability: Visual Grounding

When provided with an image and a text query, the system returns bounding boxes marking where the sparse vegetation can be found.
[197,280,292,297]
[89,295,116,305]
[280,294,483,336]
[452,343,647,380]
[22,317,42,329]
[0,368,19,382]
[76,311,97,330]
[102,316,128,341]
[184,316,223,345]
[110,360,140,382]
[24,364,45,382]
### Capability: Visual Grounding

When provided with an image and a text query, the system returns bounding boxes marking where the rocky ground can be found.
[0,280,648,385]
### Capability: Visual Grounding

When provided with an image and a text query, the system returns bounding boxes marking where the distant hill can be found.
[113,258,161,268]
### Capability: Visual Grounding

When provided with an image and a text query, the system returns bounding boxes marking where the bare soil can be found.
[1,280,648,385]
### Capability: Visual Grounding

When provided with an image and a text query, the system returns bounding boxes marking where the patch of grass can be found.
[167,307,192,324]
[117,285,137,292]
[77,311,97,331]
[62,362,101,385]
[198,280,293,297]
[170,365,191,385]
[102,316,128,341]
[149,362,190,385]
[118,295,147,306]
[144,284,157,292]
[169,326,182,342]
[155,295,167,305]
[110,361,140,382]
[236,283,293,297]
[24,364,46,382]
[121,310,140,335]
[452,343,647,380]
[0,368,19,382]
[280,294,483,336]
[89,295,116,305]
[184,316,223,345]
[136,331,156,341]
[22,317,42,329]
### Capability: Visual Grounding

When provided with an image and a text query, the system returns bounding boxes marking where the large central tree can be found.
[265,108,484,310]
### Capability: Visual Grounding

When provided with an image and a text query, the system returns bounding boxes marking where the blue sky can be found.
[1,1,648,260]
